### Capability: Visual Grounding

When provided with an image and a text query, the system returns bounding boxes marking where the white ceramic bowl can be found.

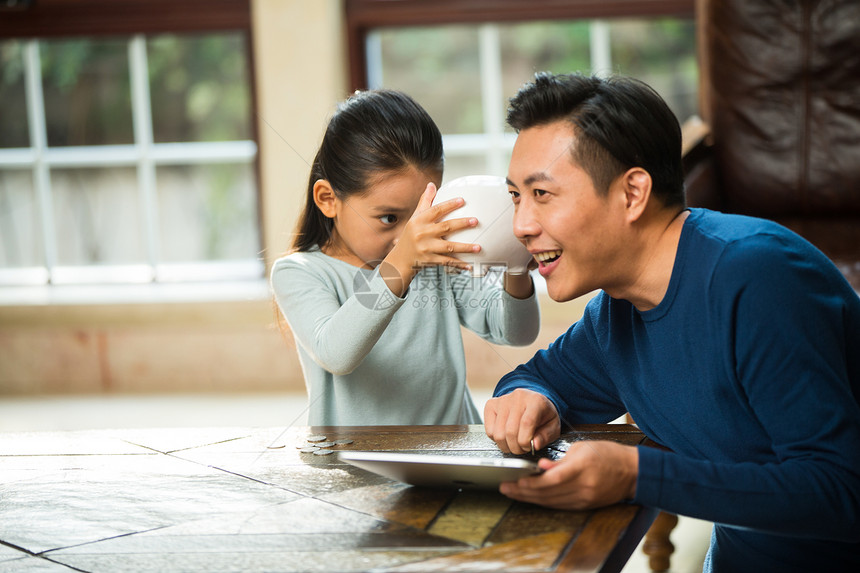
[432,175,532,276]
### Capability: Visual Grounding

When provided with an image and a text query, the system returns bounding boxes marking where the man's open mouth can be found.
[534,250,562,266]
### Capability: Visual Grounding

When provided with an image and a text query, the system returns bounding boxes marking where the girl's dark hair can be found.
[507,72,685,207]
[290,89,444,252]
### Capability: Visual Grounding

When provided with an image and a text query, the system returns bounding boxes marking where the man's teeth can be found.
[534,250,562,264]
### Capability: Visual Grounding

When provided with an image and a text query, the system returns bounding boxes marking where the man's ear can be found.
[621,168,652,222]
[313,179,338,218]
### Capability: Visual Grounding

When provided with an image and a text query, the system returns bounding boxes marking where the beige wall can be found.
[0,291,590,395]
[0,301,301,394]
[253,0,348,269]
[0,0,590,396]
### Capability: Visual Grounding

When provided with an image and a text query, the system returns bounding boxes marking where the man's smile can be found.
[533,249,562,265]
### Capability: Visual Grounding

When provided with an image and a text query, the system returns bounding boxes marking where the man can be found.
[485,72,860,572]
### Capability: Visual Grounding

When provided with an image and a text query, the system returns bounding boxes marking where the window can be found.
[0,1,259,289]
[347,0,697,183]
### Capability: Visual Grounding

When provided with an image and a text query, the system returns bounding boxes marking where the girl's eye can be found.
[379,214,397,225]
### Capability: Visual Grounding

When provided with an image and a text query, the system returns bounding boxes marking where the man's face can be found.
[506,121,626,302]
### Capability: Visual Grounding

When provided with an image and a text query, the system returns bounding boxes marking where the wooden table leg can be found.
[623,414,679,572]
[642,511,678,572]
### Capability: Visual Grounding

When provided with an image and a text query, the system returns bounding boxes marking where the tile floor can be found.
[0,391,711,573]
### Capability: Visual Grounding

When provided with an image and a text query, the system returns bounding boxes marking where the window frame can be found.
[0,0,252,37]
[345,0,695,91]
[350,0,697,186]
[0,0,262,290]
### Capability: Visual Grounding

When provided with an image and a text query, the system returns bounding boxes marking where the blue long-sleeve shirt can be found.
[495,209,860,572]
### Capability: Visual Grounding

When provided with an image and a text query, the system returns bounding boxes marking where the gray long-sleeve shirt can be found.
[272,248,540,425]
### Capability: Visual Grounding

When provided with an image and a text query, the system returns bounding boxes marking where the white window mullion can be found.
[365,30,383,89]
[129,35,159,281]
[590,20,613,77]
[150,140,257,164]
[0,148,36,168]
[38,141,256,168]
[479,24,506,177]
[24,40,57,281]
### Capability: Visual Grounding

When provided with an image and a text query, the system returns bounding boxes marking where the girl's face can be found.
[322,167,441,268]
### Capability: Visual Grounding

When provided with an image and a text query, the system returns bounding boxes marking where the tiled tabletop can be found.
[0,424,657,572]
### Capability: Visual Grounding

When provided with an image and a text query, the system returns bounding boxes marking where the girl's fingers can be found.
[411,213,479,250]
[406,187,484,268]
[436,216,478,237]
[437,240,480,256]
[421,195,465,222]
[416,248,476,272]
[416,182,438,212]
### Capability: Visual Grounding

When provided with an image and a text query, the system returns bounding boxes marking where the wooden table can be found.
[0,424,658,572]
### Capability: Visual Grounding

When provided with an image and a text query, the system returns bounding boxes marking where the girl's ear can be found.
[313,179,338,218]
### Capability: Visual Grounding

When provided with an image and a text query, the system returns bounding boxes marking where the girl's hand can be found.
[381,183,480,296]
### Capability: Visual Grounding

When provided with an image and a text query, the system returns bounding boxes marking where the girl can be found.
[271,89,539,425]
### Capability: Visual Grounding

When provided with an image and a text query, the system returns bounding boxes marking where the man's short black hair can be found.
[507,72,685,207]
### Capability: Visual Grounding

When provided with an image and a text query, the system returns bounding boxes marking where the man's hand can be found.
[499,440,639,510]
[484,388,561,454]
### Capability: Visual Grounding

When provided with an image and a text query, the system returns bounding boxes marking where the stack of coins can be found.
[296,435,355,456]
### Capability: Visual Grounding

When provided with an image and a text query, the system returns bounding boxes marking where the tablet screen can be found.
[339,451,541,490]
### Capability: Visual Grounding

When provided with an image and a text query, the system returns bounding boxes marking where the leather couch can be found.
[685,0,860,290]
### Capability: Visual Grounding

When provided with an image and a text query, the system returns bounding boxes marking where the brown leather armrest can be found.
[680,115,710,157]
[680,116,722,210]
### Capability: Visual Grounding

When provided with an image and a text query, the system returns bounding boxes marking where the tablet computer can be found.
[338,451,541,490]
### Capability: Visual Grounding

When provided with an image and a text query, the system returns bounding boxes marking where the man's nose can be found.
[512,200,538,241]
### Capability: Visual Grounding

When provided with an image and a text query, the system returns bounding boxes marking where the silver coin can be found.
[334,439,354,445]
[306,435,327,442]
[314,441,335,448]
[313,449,335,456]
[300,447,319,454]
[267,444,286,450]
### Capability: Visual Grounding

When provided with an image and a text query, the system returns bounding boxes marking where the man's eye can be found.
[379,214,397,224]
[534,188,548,197]
[508,190,520,200]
